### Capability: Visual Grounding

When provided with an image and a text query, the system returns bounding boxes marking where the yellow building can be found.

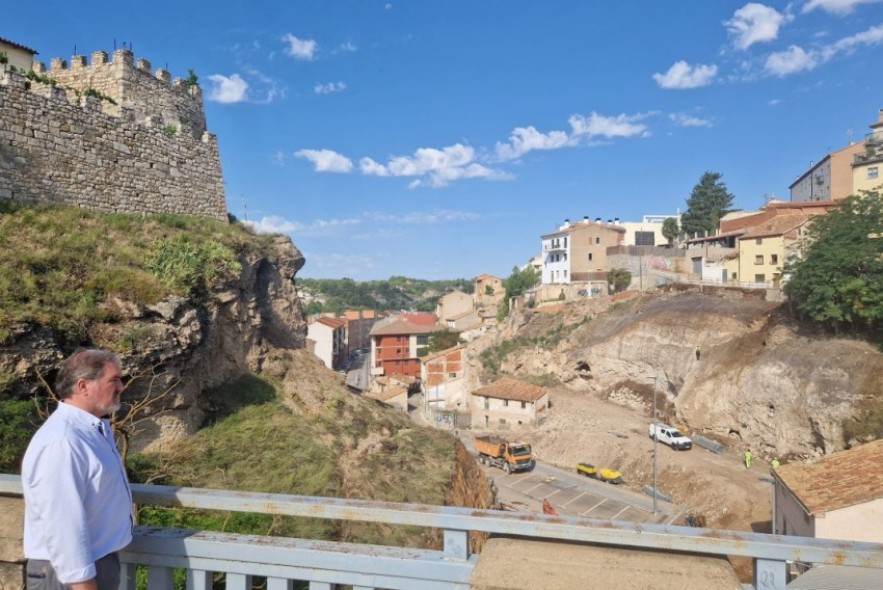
[731,215,813,287]
[852,110,883,195]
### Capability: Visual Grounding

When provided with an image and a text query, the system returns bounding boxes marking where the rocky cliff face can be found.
[0,236,307,453]
[474,285,883,458]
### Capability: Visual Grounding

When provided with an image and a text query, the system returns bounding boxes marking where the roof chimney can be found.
[595,217,601,223]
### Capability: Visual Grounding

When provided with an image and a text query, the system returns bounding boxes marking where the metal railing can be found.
[2,474,883,590]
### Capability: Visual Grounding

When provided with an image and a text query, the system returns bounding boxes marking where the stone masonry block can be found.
[0,498,24,562]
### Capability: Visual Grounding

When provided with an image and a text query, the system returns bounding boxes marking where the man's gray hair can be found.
[56,349,121,399]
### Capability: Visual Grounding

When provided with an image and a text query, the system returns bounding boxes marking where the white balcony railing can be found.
[2,474,883,589]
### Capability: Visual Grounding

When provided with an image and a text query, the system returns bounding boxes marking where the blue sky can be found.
[7,0,883,280]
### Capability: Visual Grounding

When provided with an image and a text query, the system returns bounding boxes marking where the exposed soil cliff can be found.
[477,285,883,459]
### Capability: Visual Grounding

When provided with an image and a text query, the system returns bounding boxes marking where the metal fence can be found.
[2,474,883,590]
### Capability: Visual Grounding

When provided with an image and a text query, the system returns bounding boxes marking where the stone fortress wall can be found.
[0,49,228,221]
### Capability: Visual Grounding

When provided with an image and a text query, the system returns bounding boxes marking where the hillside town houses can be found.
[302,107,883,433]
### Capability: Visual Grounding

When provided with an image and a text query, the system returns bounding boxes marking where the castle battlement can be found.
[31,49,206,138]
[0,46,227,222]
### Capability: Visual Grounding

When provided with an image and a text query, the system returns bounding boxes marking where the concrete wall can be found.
[0,497,24,590]
[0,50,227,221]
[816,497,883,543]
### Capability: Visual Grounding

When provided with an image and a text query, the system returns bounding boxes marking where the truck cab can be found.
[649,423,692,450]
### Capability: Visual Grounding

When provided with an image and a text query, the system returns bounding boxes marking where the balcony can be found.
[543,242,566,252]
[2,473,883,589]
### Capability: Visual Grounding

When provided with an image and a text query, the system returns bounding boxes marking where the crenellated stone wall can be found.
[0,49,227,221]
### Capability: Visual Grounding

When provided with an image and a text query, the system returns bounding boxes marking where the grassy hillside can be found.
[0,202,463,550]
[0,201,272,345]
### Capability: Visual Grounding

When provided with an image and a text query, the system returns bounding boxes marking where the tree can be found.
[680,172,735,237]
[784,191,883,335]
[497,265,540,319]
[662,217,680,246]
[425,329,462,354]
[607,268,632,293]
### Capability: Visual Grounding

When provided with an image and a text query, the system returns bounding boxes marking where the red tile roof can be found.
[774,439,883,514]
[314,317,345,329]
[473,378,547,403]
[740,214,811,240]
[370,315,442,336]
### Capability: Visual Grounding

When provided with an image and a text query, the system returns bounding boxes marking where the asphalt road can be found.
[463,436,683,525]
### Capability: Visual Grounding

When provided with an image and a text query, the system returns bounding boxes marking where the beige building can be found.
[471,378,549,429]
[474,274,504,311]
[772,439,883,543]
[436,290,473,323]
[541,218,625,284]
[0,37,38,71]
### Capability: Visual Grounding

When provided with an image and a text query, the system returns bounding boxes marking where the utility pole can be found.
[652,375,658,515]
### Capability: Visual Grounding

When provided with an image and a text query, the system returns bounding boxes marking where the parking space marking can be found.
[611,506,630,520]
[561,491,586,507]
[582,498,606,516]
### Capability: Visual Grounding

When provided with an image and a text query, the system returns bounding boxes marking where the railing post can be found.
[187,569,213,590]
[119,562,137,590]
[754,558,787,590]
[443,529,469,560]
[225,573,253,589]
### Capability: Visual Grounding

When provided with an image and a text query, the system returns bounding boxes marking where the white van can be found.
[648,423,692,450]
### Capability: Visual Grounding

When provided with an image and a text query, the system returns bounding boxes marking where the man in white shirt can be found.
[22,349,133,590]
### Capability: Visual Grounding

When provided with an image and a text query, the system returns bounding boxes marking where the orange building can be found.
[369,313,443,379]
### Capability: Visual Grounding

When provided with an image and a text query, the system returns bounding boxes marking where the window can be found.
[588,253,593,261]
[484,397,489,410]
[499,418,506,425]
[755,238,762,245]
[448,372,457,378]
[771,254,778,264]
[595,237,600,244]
[755,255,764,265]
[755,274,765,284]
[503,399,509,407]
[396,348,401,354]
[521,401,527,409]
[563,270,568,278]
[564,237,568,247]
[635,231,655,246]
[869,167,879,180]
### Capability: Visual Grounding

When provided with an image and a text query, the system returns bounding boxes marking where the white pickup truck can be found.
[648,423,692,450]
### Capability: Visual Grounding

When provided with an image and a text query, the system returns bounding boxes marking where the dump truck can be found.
[474,435,535,474]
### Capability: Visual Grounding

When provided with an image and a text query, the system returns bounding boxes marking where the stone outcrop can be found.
[0,236,307,453]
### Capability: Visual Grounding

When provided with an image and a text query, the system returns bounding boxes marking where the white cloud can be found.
[283,34,318,60]
[246,215,299,234]
[307,252,378,271]
[768,98,783,105]
[205,74,248,104]
[338,42,358,53]
[360,143,511,188]
[725,3,792,50]
[569,112,651,138]
[830,23,883,53]
[652,61,719,89]
[294,149,354,173]
[314,81,347,95]
[670,113,713,127]
[803,0,883,14]
[364,210,481,224]
[764,45,819,76]
[494,126,574,161]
